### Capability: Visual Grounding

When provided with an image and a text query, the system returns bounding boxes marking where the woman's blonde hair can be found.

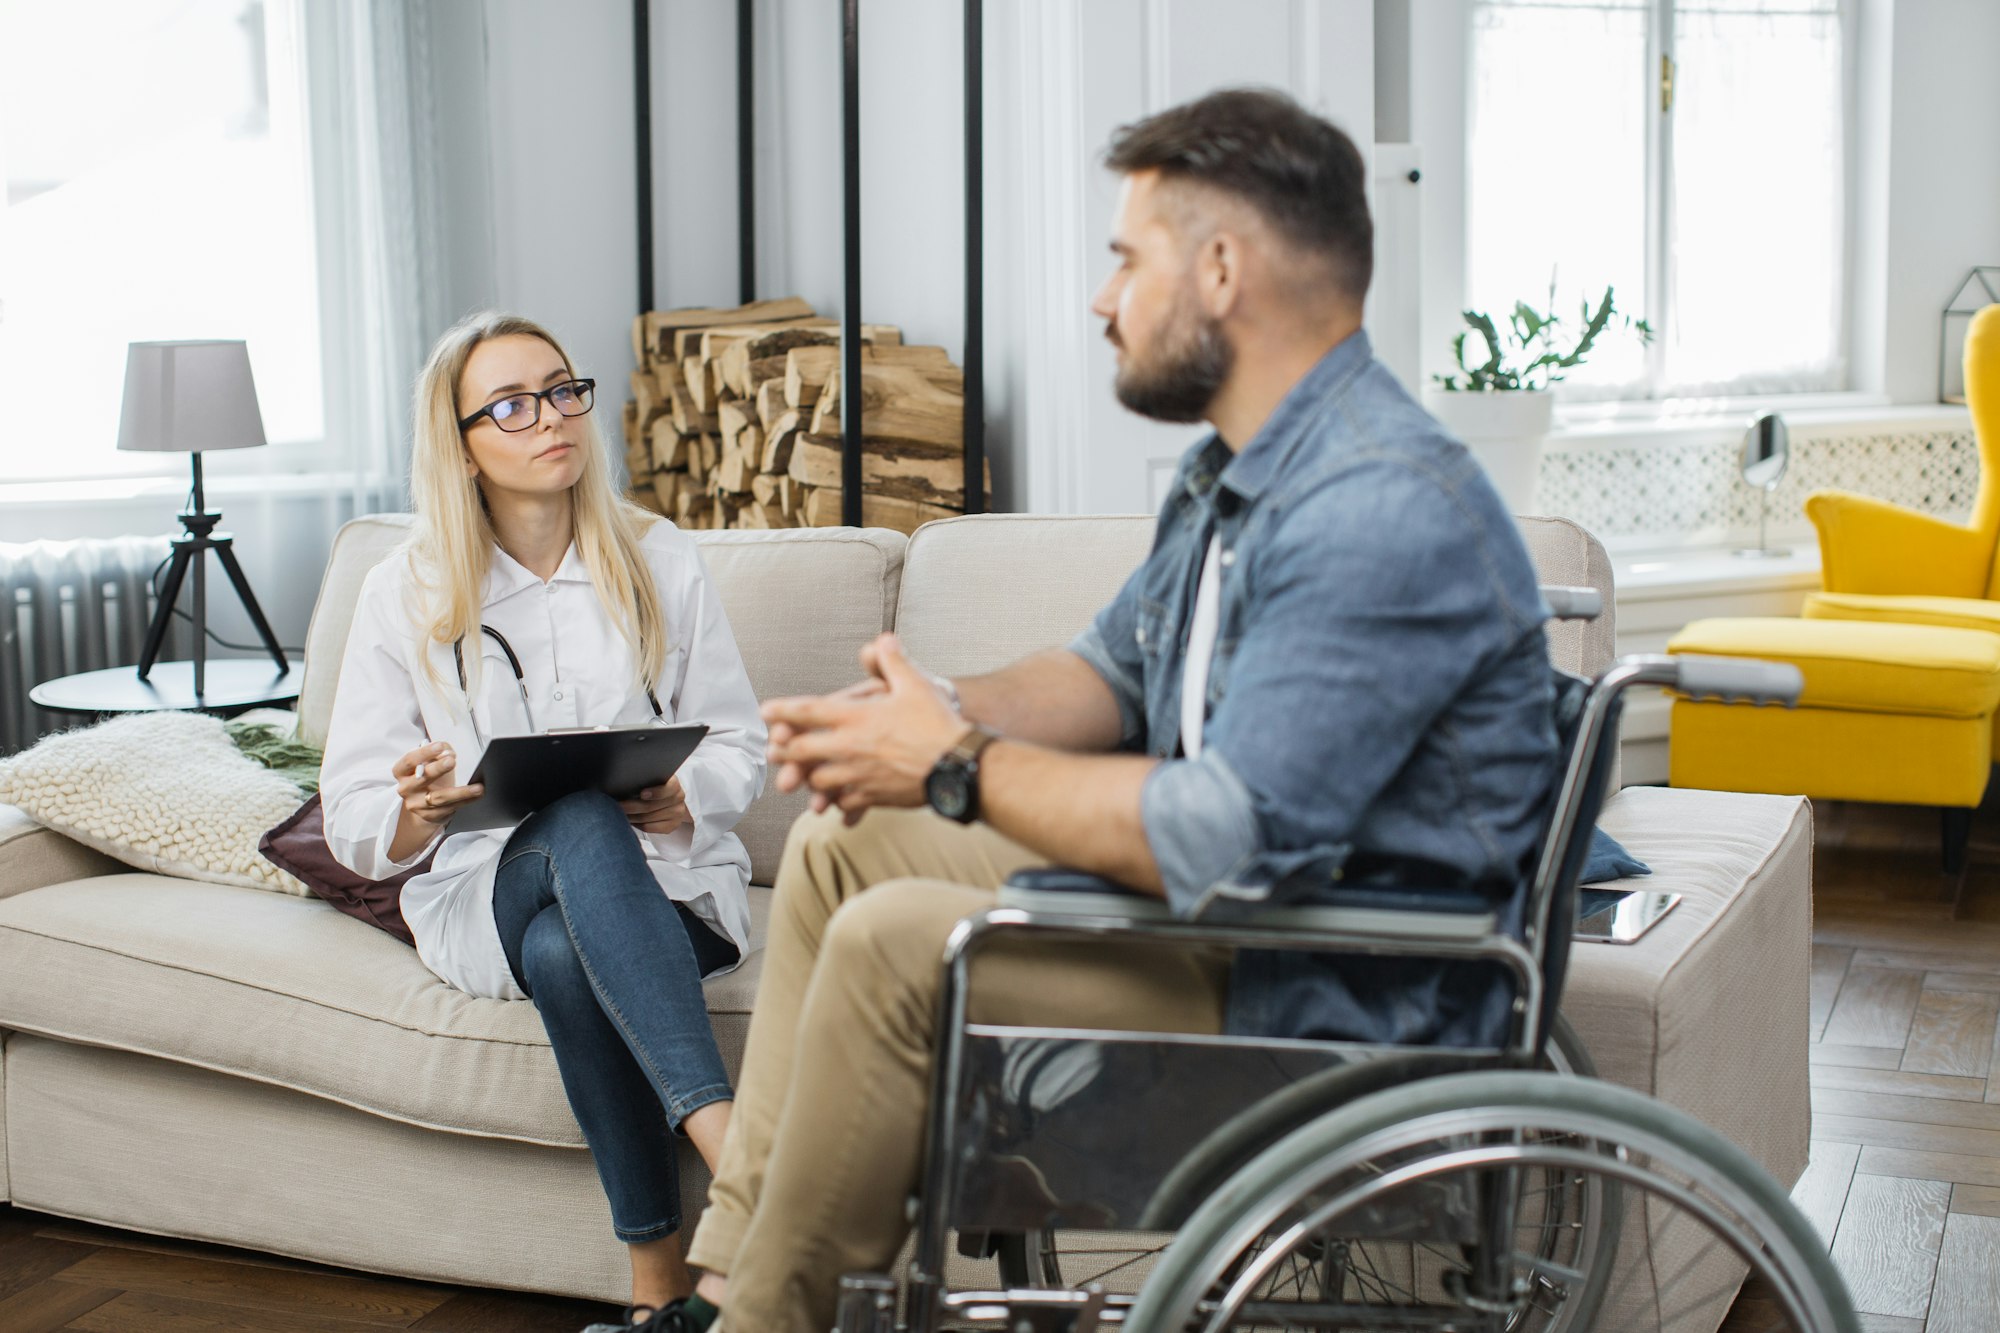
[407,311,667,698]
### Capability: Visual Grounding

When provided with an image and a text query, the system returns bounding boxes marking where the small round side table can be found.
[30,661,304,720]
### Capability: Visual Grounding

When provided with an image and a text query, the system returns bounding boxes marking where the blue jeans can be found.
[492,790,738,1243]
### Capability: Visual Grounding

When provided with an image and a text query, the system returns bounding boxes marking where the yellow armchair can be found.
[1805,303,2000,607]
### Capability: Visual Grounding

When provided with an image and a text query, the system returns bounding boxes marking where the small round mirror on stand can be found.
[1734,412,1791,559]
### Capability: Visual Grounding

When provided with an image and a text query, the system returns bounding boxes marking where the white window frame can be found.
[1438,0,1871,420]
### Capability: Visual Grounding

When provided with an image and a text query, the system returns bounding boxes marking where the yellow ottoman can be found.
[1667,616,2000,872]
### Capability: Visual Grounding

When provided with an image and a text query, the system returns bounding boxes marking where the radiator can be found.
[0,535,181,755]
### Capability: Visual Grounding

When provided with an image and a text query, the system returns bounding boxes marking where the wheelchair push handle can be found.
[1672,654,1804,707]
[1540,585,1603,622]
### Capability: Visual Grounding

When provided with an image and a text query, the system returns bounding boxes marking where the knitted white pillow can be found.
[0,710,311,895]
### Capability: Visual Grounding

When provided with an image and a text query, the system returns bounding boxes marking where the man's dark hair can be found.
[1105,88,1373,302]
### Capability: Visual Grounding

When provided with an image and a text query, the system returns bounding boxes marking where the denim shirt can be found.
[1069,330,1561,1045]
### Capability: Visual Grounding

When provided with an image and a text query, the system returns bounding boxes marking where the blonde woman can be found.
[320,313,764,1331]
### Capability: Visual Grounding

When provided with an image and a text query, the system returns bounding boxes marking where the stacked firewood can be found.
[621,296,989,533]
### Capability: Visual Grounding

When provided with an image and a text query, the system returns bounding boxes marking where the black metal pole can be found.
[840,0,863,527]
[634,0,653,315]
[738,0,756,304]
[963,0,985,515]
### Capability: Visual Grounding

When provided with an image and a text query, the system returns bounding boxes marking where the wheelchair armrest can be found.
[997,869,1501,944]
[997,883,1177,921]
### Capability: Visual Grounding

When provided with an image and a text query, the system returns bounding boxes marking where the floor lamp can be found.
[116,340,290,699]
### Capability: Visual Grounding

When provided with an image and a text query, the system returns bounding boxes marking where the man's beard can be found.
[1111,289,1233,424]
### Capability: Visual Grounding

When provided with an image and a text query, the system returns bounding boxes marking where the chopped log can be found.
[698,433,720,475]
[651,472,682,515]
[805,487,958,535]
[649,420,689,471]
[738,423,764,473]
[717,400,755,455]
[630,370,661,427]
[653,361,687,401]
[632,486,665,516]
[788,343,952,412]
[682,355,717,414]
[809,366,962,450]
[751,474,780,506]
[787,435,986,508]
[716,450,752,494]
[622,400,639,448]
[650,297,816,360]
[676,489,703,528]
[784,346,838,408]
[777,474,798,517]
[816,364,964,452]
[755,377,787,430]
[760,410,803,474]
[672,393,718,436]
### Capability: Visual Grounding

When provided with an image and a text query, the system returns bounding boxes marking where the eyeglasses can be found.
[458,378,596,433]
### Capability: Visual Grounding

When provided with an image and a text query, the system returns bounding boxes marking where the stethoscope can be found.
[454,625,663,746]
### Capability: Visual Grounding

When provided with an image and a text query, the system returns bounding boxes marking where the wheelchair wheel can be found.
[1128,1070,1857,1333]
[997,1016,1610,1312]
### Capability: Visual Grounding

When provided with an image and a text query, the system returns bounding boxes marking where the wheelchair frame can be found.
[835,609,1835,1332]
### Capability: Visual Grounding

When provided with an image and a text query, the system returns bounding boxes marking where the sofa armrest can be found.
[1805,490,1993,598]
[0,804,123,901]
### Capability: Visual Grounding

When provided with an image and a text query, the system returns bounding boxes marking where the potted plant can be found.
[1424,285,1652,513]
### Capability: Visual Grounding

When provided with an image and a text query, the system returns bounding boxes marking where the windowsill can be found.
[1613,542,1822,600]
[1550,397,1970,451]
[0,471,402,512]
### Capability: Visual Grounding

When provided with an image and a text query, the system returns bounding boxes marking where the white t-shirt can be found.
[1180,534,1224,759]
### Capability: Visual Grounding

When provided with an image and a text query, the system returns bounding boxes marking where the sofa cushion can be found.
[1670,615,2000,719]
[0,875,770,1148]
[1805,589,2000,635]
[696,528,906,882]
[895,514,1155,674]
[895,513,1617,680]
[297,514,417,749]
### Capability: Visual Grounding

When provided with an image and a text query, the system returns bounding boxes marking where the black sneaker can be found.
[581,1299,715,1333]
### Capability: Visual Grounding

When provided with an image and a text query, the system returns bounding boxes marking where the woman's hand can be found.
[621,774,690,836]
[389,741,483,860]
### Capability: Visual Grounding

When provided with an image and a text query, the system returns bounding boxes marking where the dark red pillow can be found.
[259,793,432,947]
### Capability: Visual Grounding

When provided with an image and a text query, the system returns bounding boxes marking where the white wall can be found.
[432,0,1376,516]
[1877,0,2000,403]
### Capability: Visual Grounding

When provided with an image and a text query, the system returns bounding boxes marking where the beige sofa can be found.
[0,513,1812,1306]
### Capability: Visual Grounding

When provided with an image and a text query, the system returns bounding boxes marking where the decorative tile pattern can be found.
[1538,427,1978,546]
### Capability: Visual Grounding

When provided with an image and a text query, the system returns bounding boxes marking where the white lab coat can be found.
[319,519,767,1000]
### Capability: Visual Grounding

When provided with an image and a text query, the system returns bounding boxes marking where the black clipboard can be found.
[445,723,710,834]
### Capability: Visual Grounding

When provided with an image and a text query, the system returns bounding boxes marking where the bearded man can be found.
[642,88,1562,1333]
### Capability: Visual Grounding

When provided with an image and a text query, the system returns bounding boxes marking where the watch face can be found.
[927,767,972,820]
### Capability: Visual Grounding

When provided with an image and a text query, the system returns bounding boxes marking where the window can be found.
[1465,0,1848,400]
[0,0,322,483]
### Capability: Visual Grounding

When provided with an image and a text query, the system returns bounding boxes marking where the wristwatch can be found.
[926,725,999,824]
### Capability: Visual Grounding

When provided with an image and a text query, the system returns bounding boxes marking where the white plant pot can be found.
[1422,388,1555,516]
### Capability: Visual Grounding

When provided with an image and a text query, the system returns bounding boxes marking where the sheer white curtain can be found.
[1668,0,1844,395]
[300,0,456,511]
[1466,0,1847,400]
[1468,0,1652,398]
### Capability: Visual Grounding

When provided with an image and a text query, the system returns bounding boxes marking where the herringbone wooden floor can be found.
[3,798,1997,1331]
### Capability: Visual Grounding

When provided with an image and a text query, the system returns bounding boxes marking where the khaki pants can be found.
[687,806,1229,1333]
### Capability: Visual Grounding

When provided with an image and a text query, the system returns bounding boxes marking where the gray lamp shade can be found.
[116,340,268,453]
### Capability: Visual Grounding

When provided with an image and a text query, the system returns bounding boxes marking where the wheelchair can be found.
[836,591,1860,1333]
